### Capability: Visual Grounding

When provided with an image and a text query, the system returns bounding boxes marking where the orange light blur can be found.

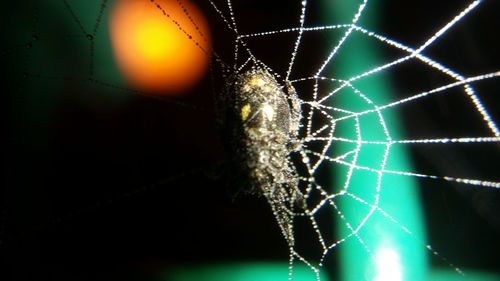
[110,0,211,95]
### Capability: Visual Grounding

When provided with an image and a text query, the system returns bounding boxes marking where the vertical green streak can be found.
[322,2,428,281]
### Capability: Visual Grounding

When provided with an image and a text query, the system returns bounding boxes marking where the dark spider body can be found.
[217,68,302,241]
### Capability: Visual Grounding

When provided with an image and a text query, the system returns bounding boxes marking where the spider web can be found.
[1,0,499,280]
[203,0,500,279]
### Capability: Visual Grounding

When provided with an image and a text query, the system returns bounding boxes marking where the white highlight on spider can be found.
[261,103,274,121]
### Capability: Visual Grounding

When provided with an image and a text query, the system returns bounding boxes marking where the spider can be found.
[216,67,305,243]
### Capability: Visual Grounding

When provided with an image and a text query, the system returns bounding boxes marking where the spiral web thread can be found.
[2,0,499,280]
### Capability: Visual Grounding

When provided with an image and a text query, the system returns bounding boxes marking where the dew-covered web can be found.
[198,0,499,279]
[2,0,499,280]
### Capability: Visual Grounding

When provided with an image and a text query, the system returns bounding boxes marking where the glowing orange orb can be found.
[110,0,211,95]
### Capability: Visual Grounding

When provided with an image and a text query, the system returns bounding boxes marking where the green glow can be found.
[323,2,499,281]
[163,263,329,281]
[324,2,427,281]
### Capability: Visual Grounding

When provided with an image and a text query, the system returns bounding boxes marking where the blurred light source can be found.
[373,248,402,281]
[110,0,211,95]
